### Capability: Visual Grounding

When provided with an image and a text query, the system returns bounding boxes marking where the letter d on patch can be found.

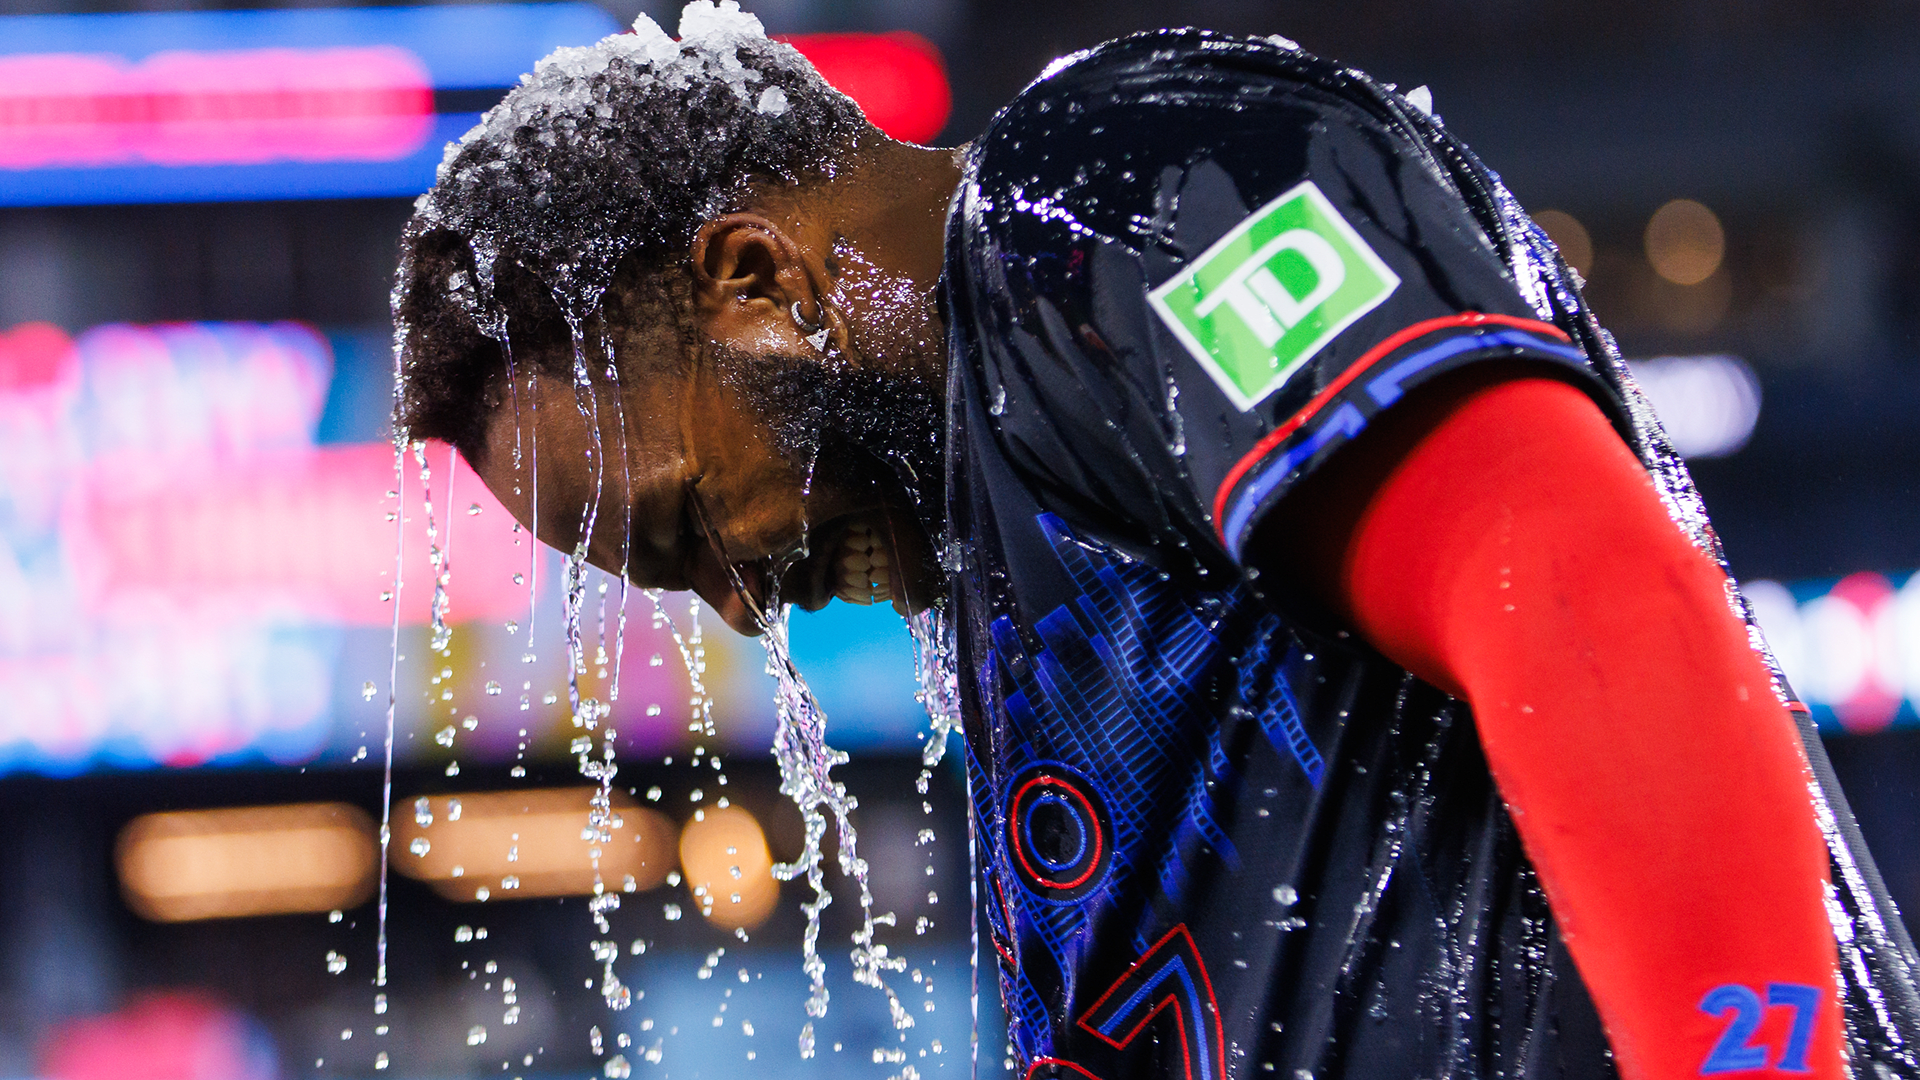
[1149,180,1400,411]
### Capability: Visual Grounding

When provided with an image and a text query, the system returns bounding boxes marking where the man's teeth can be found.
[835,524,892,605]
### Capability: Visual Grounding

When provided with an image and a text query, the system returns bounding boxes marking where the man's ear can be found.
[689,213,816,356]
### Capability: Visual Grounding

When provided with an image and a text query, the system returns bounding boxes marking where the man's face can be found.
[469,340,933,636]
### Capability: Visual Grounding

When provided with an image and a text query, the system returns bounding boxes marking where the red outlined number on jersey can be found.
[1023,925,1226,1080]
[1699,983,1822,1074]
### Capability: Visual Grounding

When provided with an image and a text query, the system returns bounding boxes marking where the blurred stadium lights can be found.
[1626,354,1761,458]
[1744,572,1920,735]
[115,802,377,921]
[393,787,677,901]
[0,6,952,205]
[781,32,951,145]
[40,993,277,1080]
[1644,197,1726,286]
[676,803,777,931]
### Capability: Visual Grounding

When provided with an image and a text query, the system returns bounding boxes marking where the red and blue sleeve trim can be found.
[1212,311,1584,560]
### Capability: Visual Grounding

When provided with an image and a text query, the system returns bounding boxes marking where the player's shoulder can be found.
[956,30,1427,272]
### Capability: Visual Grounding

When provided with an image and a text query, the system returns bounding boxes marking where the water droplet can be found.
[408,837,430,857]
[325,950,347,974]
[603,1055,631,1079]
[475,886,491,902]
[361,681,378,701]
[484,681,502,696]
[447,798,462,821]
[645,786,662,801]
[374,1052,388,1071]
[435,725,457,747]
[663,903,682,921]
[340,1029,353,1041]
[414,797,432,827]
[512,573,525,585]
[328,909,343,923]
[1273,884,1298,906]
[374,993,387,1015]
[467,1025,488,1046]
[501,875,520,890]
[468,502,483,515]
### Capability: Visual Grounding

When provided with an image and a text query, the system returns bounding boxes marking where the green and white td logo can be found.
[1148,180,1400,411]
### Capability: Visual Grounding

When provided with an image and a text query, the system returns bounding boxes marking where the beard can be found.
[712,342,947,537]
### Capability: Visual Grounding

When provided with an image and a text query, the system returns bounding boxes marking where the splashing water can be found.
[908,607,962,770]
[417,442,455,655]
[390,0,973,1059]
[761,606,909,1045]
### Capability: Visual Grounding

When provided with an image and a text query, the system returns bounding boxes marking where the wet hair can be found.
[392,3,869,461]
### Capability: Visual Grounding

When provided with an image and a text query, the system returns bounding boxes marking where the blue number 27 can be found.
[1699,982,1822,1074]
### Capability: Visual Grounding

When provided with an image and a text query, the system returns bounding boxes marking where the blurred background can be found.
[0,0,1917,1077]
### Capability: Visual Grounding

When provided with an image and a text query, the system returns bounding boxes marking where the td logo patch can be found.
[1148,180,1400,410]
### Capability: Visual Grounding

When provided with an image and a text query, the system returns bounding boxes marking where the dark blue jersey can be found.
[938,30,1920,1080]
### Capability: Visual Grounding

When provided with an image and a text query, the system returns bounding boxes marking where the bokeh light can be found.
[1645,198,1726,285]
[678,804,777,932]
[116,802,377,922]
[393,787,676,900]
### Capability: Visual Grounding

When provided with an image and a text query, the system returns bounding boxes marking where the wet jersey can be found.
[938,30,1920,1080]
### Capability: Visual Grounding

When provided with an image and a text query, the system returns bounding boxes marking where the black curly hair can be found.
[392,23,869,463]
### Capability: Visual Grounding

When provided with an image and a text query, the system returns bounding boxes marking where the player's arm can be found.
[1253,370,1845,1080]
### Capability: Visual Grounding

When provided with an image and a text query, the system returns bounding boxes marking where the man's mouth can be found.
[832,520,895,607]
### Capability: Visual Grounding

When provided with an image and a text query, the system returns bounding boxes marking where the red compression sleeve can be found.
[1274,376,1843,1080]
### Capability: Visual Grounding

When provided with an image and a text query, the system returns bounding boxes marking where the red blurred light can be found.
[0,47,433,169]
[782,32,951,144]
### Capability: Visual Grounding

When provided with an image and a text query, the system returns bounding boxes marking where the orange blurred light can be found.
[116,802,376,922]
[678,804,778,931]
[782,32,951,144]
[394,787,675,901]
[1645,198,1725,286]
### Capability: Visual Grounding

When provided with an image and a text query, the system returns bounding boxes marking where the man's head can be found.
[394,2,960,633]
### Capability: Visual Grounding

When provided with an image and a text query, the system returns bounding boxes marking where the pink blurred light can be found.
[0,321,78,391]
[1826,572,1903,734]
[0,46,433,169]
[40,992,276,1080]
[70,440,529,628]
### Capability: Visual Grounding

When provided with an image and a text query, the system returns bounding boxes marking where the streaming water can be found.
[761,604,912,1053]
[397,8,974,1064]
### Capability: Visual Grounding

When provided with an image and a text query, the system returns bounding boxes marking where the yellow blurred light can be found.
[116,802,377,922]
[1645,198,1725,286]
[678,805,778,932]
[394,787,675,901]
[1533,209,1593,278]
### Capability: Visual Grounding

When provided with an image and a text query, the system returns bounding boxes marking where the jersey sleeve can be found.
[947,35,1622,574]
